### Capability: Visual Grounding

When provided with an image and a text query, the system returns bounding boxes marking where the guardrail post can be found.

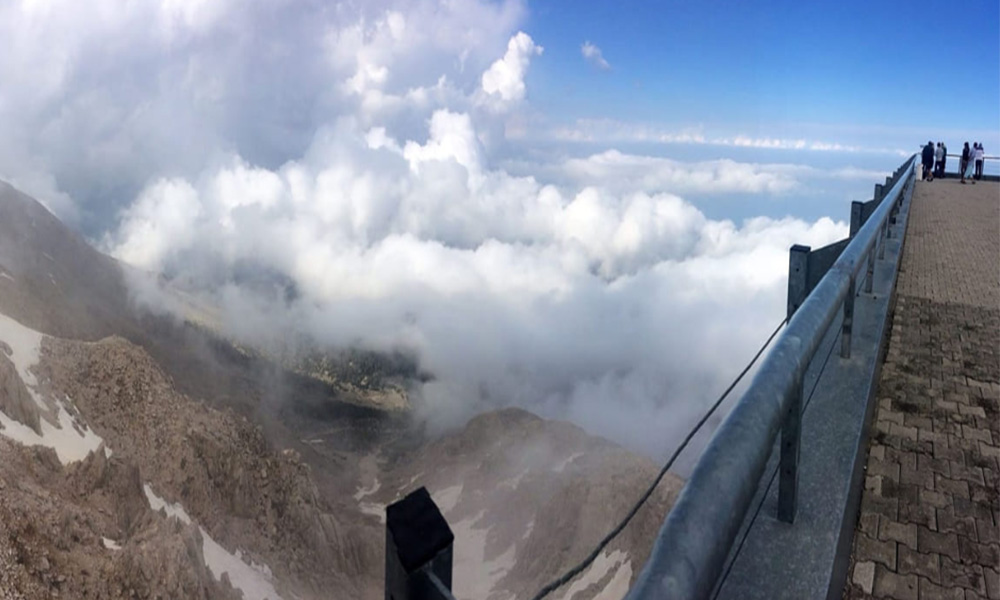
[385,488,457,600]
[864,246,876,294]
[779,245,810,522]
[849,201,864,238]
[786,245,810,316]
[879,221,888,259]
[841,274,855,358]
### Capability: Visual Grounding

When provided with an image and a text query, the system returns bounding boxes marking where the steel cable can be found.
[529,317,789,600]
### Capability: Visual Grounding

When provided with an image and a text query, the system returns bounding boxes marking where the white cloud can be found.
[0,0,527,227]
[538,119,909,156]
[581,41,610,70]
[106,110,848,458]
[403,110,483,179]
[481,31,542,103]
[111,178,201,272]
[553,150,799,195]
[3,0,863,459]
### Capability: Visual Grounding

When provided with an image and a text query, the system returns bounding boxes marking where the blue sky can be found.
[524,0,999,153]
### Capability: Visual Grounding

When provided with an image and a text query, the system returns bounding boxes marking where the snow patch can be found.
[0,402,104,464]
[432,484,463,514]
[522,519,534,540]
[102,537,122,550]
[452,510,516,600]
[353,476,381,501]
[0,312,104,464]
[553,452,583,473]
[144,483,193,524]
[143,484,283,600]
[359,501,385,522]
[498,468,530,490]
[0,311,43,389]
[355,475,385,522]
[558,550,631,600]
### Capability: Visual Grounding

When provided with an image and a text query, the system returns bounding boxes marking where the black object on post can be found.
[385,487,456,600]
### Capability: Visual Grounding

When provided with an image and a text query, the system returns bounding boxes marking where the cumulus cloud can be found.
[4,0,859,459]
[0,0,526,229]
[481,31,542,103]
[581,41,610,70]
[106,110,847,458]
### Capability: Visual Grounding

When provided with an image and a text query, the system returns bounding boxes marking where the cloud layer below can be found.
[106,104,847,459]
[2,0,858,458]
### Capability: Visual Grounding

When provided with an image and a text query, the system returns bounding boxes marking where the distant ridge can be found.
[0,180,133,340]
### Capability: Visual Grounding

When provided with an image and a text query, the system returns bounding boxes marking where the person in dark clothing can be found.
[940,142,947,178]
[921,141,935,180]
[960,142,974,184]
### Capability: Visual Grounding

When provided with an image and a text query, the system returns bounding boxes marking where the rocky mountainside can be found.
[362,408,683,600]
[0,180,407,440]
[0,182,685,599]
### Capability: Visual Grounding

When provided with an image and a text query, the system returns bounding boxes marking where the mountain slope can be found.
[0,181,685,599]
[365,408,683,599]
[0,181,132,341]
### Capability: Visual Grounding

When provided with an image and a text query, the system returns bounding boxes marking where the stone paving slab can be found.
[896,179,1000,309]
[845,181,1000,600]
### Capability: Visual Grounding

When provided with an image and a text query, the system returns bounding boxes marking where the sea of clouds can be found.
[0,0,867,459]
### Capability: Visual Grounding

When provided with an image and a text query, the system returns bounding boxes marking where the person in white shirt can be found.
[934,143,945,178]
[974,143,985,180]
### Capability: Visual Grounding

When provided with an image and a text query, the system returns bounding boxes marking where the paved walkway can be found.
[845,179,1000,600]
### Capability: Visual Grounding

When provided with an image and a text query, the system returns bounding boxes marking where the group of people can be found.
[921,140,986,183]
[961,142,986,183]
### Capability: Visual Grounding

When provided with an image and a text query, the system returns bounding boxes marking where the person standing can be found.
[934,142,944,177]
[922,140,935,180]
[941,142,948,177]
[960,142,973,184]
[974,143,985,180]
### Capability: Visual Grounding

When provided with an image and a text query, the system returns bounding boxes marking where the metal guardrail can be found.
[626,155,917,600]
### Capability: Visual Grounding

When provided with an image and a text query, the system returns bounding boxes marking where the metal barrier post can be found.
[849,201,864,238]
[779,245,810,522]
[385,488,457,600]
[864,246,875,294]
[879,221,888,260]
[841,274,855,358]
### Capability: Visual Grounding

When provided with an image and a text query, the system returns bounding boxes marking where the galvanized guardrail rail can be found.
[626,154,918,599]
